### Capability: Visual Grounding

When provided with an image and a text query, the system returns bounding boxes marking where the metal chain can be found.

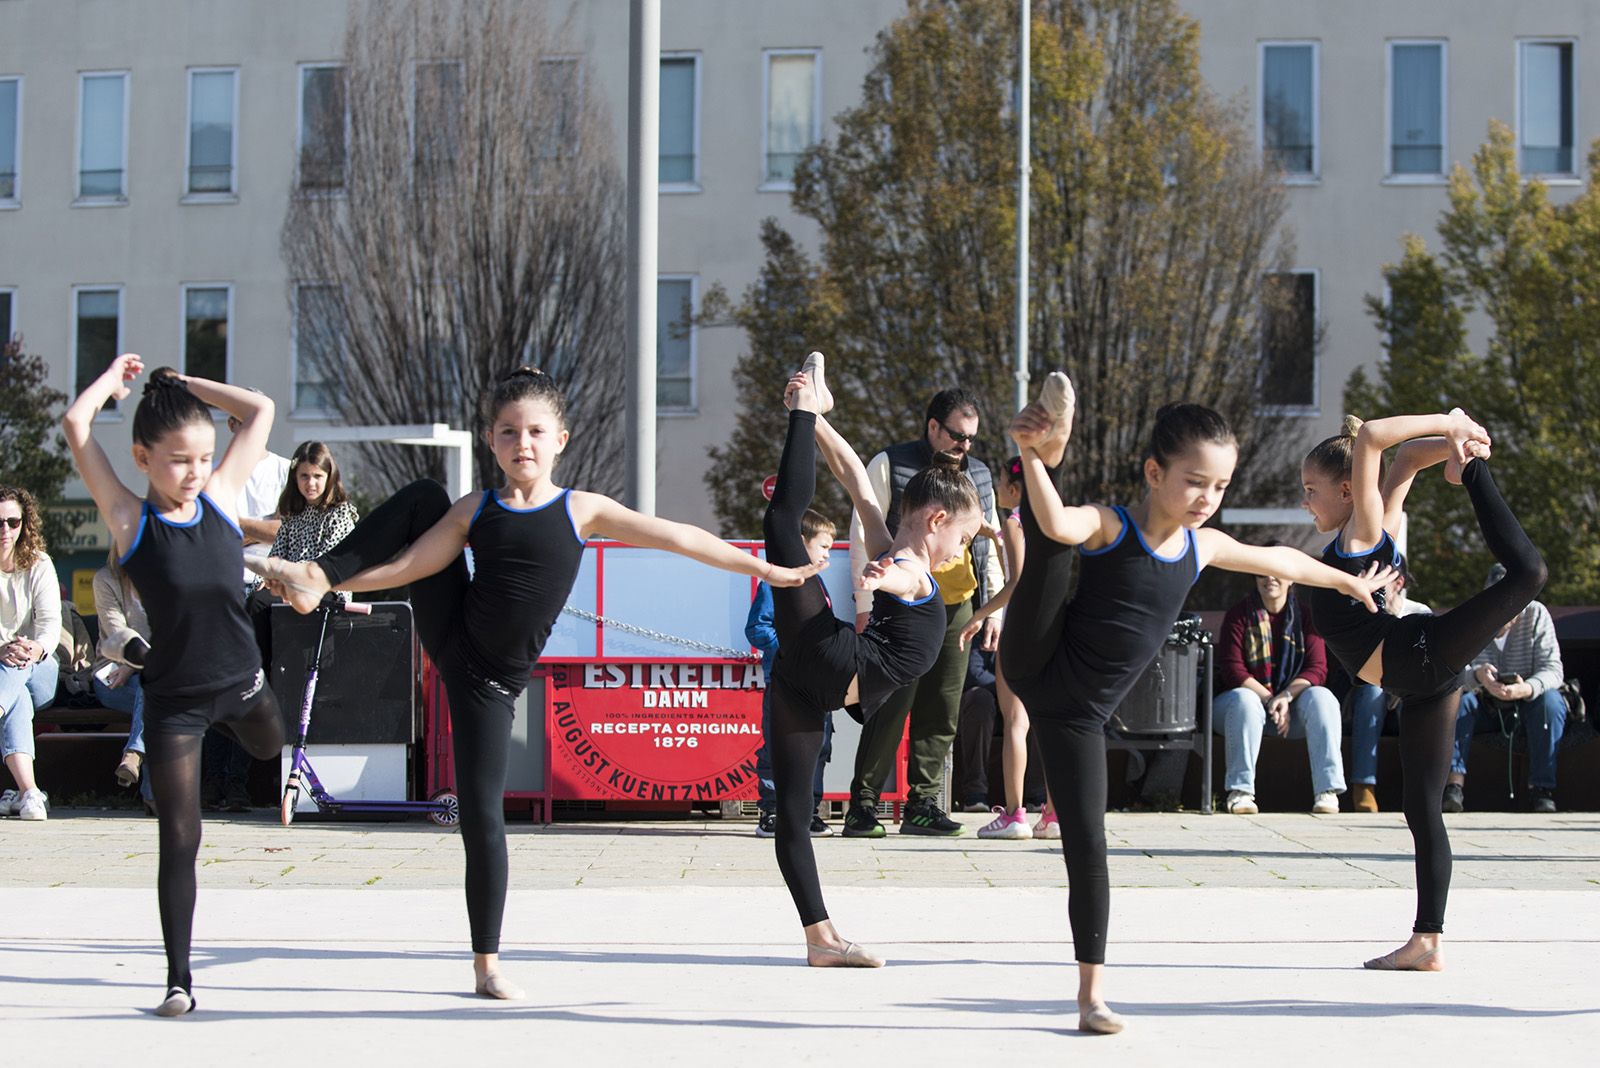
[561,605,758,661]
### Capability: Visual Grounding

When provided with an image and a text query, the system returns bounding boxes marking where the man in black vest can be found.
[842,388,1005,837]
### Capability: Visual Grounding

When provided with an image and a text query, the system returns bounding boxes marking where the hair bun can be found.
[142,367,186,396]
[1340,414,1363,438]
[929,449,964,474]
[503,365,551,383]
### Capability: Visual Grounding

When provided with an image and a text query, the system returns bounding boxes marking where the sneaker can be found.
[977,806,1032,840]
[841,802,886,839]
[1226,790,1258,815]
[1528,787,1557,814]
[809,815,833,837]
[755,811,777,838]
[1032,811,1061,839]
[959,798,990,814]
[1441,782,1464,814]
[0,789,18,816]
[899,797,964,837]
[1311,791,1340,815]
[16,789,48,821]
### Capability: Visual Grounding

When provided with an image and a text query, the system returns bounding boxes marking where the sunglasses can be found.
[0,517,21,530]
[938,421,976,445]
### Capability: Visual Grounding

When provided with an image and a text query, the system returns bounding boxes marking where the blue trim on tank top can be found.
[478,487,584,544]
[470,489,493,527]
[1328,528,1394,561]
[874,552,940,605]
[1078,507,1128,557]
[492,487,567,514]
[562,490,585,543]
[152,496,205,528]
[200,492,243,539]
[117,504,150,566]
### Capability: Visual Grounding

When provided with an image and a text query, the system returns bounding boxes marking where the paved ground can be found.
[4,809,1598,1063]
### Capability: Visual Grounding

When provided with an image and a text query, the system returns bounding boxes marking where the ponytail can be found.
[1304,414,1363,479]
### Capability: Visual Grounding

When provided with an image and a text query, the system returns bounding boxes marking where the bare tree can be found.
[282,0,625,495]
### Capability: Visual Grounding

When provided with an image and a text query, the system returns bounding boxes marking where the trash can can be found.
[1109,615,1208,735]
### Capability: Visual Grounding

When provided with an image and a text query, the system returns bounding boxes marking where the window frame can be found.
[179,282,235,387]
[75,70,130,205]
[656,274,699,416]
[296,62,348,195]
[290,282,341,419]
[183,66,240,201]
[71,284,126,418]
[659,51,702,194]
[0,74,21,208]
[1515,37,1580,181]
[760,47,822,193]
[1256,40,1320,185]
[1384,39,1449,184]
[1257,267,1321,417]
[0,286,16,345]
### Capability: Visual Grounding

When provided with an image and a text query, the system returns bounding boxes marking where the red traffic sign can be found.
[761,475,778,501]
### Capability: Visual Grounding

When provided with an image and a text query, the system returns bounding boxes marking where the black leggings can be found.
[144,690,283,994]
[1383,459,1546,934]
[317,479,514,955]
[998,451,1111,964]
[760,410,835,926]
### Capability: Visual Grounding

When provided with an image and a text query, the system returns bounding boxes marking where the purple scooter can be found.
[280,595,459,828]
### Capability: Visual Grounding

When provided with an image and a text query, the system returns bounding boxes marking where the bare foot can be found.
[784,372,819,414]
[1363,934,1443,971]
[801,351,834,414]
[245,557,331,614]
[1443,439,1489,485]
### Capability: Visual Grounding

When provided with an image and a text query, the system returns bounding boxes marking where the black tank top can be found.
[1056,505,1199,723]
[119,492,259,700]
[460,488,587,691]
[857,560,946,706]
[1305,529,1400,674]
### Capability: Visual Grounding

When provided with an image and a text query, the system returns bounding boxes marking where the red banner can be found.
[546,661,766,803]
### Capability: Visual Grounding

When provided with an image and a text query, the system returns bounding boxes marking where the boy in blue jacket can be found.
[748,508,837,837]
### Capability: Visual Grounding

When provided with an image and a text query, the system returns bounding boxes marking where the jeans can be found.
[93,672,146,755]
[755,685,834,815]
[0,655,58,759]
[1347,684,1399,786]
[1453,688,1566,790]
[1213,685,1347,796]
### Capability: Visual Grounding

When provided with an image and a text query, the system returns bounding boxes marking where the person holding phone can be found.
[1446,564,1567,814]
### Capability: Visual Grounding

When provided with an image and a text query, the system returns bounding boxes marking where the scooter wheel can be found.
[428,791,460,828]
[280,787,298,827]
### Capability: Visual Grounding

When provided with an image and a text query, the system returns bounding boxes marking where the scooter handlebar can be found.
[341,601,373,615]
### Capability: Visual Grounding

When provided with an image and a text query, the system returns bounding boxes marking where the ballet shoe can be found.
[1040,370,1074,426]
[475,971,526,1000]
[806,941,885,968]
[154,986,195,1017]
[1077,1002,1126,1035]
[1363,946,1442,971]
[799,351,834,414]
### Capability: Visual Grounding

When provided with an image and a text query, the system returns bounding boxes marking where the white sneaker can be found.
[0,789,17,816]
[1226,790,1258,815]
[16,789,48,821]
[1311,791,1340,815]
[977,806,1032,840]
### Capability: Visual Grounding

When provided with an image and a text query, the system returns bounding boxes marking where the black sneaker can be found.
[841,802,886,838]
[809,815,833,837]
[755,811,777,838]
[900,797,965,837]
[1441,782,1465,814]
[1528,787,1557,814]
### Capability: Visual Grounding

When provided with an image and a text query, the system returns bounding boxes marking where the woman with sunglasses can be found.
[0,486,60,822]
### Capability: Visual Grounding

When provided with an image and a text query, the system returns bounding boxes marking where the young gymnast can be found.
[1300,411,1543,971]
[63,355,283,1017]
[1002,372,1394,1034]
[250,367,820,999]
[762,352,982,966]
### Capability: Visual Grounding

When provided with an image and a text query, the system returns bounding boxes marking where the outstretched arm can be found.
[1348,411,1486,548]
[62,353,146,555]
[331,494,476,593]
[813,414,893,559]
[575,493,819,587]
[182,374,275,514]
[1198,530,1392,613]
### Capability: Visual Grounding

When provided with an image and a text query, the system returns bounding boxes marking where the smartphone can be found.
[1498,672,1523,686]
[92,661,119,686]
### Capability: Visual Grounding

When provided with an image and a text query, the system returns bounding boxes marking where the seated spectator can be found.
[1214,568,1345,814]
[1447,564,1567,814]
[92,552,155,809]
[749,508,836,839]
[1348,563,1431,812]
[0,486,60,822]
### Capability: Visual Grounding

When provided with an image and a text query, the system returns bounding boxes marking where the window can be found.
[0,76,18,203]
[414,60,464,179]
[298,65,346,191]
[0,288,13,346]
[78,72,128,200]
[1260,271,1317,410]
[74,287,123,410]
[293,284,340,413]
[187,68,237,196]
[660,54,698,188]
[537,57,582,161]
[657,277,695,411]
[183,285,230,382]
[764,50,820,187]
[1519,40,1576,176]
[1388,42,1446,177]
[1259,43,1317,179]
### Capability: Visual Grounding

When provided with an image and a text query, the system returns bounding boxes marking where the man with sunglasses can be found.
[842,388,1005,838]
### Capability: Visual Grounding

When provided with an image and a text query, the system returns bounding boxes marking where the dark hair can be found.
[1304,414,1364,480]
[132,367,213,448]
[800,508,836,542]
[1002,454,1024,486]
[0,485,48,570]
[481,366,567,427]
[925,388,982,430]
[903,450,980,517]
[277,441,349,517]
[1147,403,1236,467]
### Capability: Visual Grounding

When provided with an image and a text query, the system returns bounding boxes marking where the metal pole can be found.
[625,0,660,514]
[1013,0,1030,413]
